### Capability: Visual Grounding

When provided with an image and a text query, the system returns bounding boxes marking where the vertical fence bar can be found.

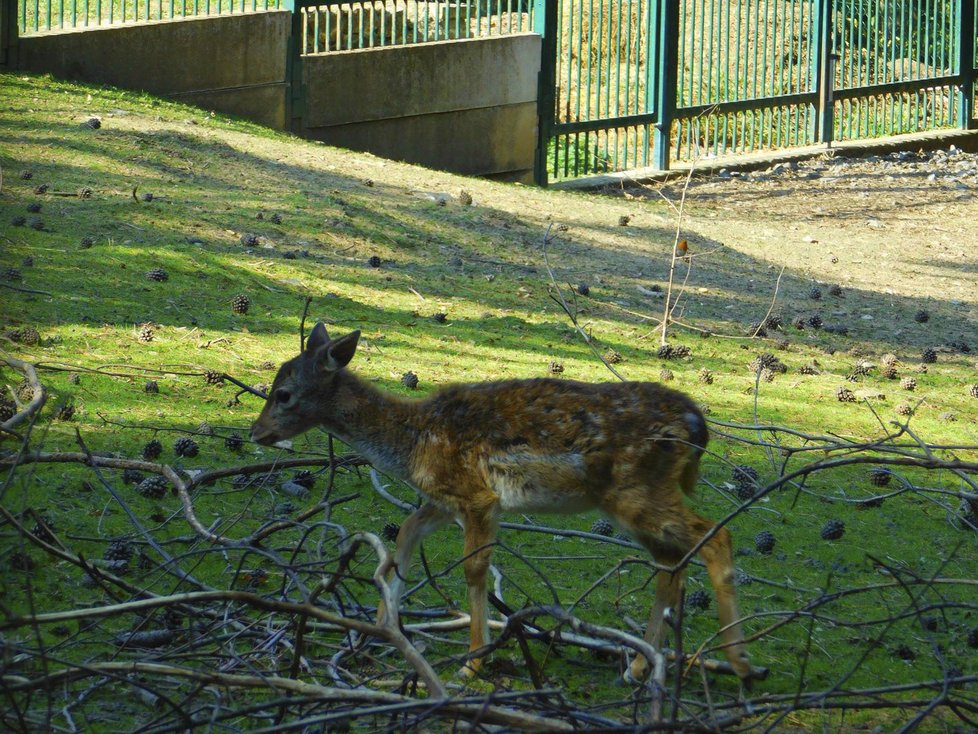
[285,0,305,133]
[958,0,975,127]
[651,0,677,169]
[1,0,14,64]
[812,0,833,144]
[534,0,557,185]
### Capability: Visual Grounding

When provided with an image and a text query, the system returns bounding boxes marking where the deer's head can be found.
[250,323,360,446]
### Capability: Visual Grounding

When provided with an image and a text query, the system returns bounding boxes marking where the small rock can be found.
[279,480,310,499]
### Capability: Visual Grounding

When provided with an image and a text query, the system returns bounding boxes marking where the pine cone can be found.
[820,519,845,540]
[231,294,250,314]
[685,589,711,610]
[137,476,168,499]
[401,371,419,388]
[754,531,776,555]
[173,437,199,458]
[146,268,169,282]
[869,468,891,486]
[142,439,163,460]
[18,327,40,345]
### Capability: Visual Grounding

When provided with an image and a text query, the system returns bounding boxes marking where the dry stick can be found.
[0,450,233,544]
[73,429,207,590]
[0,282,55,296]
[1,352,47,433]
[751,264,787,338]
[503,606,668,723]
[0,504,178,604]
[541,226,625,381]
[344,531,446,695]
[0,579,446,694]
[3,662,575,732]
[660,165,696,346]
[299,296,314,351]
[749,363,786,480]
[0,450,366,547]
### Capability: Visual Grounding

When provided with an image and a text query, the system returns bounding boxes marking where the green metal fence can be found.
[11,0,977,186]
[16,0,529,43]
[17,0,281,34]
[297,0,532,53]
[537,0,978,183]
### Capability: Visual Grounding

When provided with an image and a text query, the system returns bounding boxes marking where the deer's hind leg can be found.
[689,513,751,683]
[605,493,750,684]
[457,502,501,679]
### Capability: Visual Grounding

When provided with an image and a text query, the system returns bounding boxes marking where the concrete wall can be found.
[11,16,541,179]
[302,33,541,180]
[13,12,291,130]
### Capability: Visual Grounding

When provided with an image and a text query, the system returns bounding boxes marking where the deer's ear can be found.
[323,330,360,371]
[306,323,330,354]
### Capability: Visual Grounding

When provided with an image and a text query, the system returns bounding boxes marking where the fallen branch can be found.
[2,352,47,432]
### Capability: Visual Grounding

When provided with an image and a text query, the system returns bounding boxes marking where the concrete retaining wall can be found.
[15,12,292,130]
[302,33,540,180]
[11,17,540,178]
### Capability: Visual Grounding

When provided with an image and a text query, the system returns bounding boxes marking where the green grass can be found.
[1,72,977,732]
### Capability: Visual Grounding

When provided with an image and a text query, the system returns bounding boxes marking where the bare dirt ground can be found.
[628,149,978,308]
[572,148,978,353]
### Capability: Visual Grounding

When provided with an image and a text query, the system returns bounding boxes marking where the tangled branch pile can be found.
[2,354,977,733]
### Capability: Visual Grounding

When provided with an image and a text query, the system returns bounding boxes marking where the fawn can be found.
[251,323,752,684]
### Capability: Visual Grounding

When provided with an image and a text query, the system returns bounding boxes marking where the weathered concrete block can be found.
[305,101,537,178]
[16,12,290,129]
[301,33,540,177]
[302,33,539,126]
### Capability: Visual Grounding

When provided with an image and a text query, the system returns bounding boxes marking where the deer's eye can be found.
[274,389,291,405]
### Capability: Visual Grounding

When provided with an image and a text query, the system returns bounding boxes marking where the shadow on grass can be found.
[1,72,975,372]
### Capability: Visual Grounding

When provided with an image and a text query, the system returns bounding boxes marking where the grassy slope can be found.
[2,73,977,730]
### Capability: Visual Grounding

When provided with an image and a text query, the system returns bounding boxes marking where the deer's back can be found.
[408,378,707,513]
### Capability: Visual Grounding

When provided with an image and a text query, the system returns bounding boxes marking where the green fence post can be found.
[812,0,834,145]
[958,0,975,128]
[652,0,677,171]
[284,0,305,134]
[533,0,556,186]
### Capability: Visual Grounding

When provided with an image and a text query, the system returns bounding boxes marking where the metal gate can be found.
[536,0,978,184]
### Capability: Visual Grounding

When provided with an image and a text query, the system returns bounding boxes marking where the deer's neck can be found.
[322,371,420,478]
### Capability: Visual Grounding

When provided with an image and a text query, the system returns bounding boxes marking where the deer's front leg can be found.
[378,502,453,628]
